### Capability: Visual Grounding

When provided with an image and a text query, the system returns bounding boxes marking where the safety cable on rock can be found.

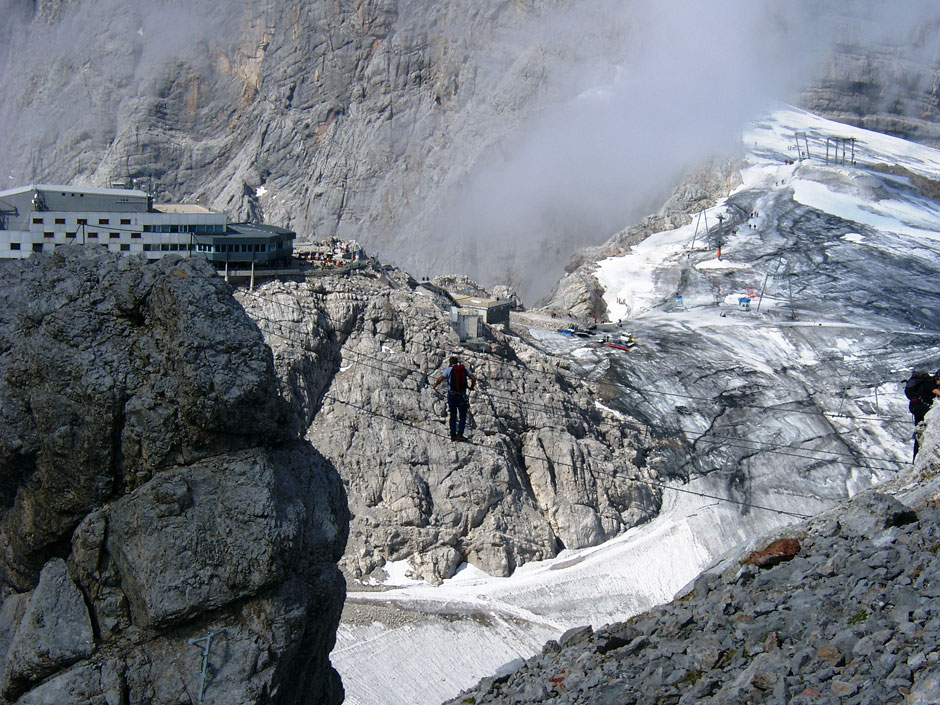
[321,393,813,520]
[239,302,911,471]
[387,317,914,423]
[245,319,866,499]
[251,317,892,469]
[247,303,902,425]
[320,345,909,470]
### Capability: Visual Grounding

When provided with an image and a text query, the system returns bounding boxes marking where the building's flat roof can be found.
[227,223,295,237]
[0,184,147,199]
[153,203,215,214]
[452,294,510,308]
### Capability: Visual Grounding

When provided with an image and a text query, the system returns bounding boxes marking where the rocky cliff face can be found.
[0,0,574,296]
[4,1,937,304]
[234,263,662,585]
[0,248,349,704]
[801,18,940,148]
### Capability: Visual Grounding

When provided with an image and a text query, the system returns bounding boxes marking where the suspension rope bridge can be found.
[231,289,923,519]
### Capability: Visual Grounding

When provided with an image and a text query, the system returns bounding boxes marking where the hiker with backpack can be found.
[905,369,940,460]
[432,355,477,442]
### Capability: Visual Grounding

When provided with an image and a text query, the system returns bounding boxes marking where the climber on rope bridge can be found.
[432,355,477,442]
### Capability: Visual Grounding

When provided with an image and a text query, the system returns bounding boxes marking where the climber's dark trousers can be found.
[448,392,468,438]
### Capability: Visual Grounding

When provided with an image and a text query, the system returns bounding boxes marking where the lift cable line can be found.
[689,209,709,251]
[240,305,909,473]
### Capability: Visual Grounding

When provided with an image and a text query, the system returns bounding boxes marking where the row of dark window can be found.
[141,242,282,253]
[142,224,225,233]
[11,242,131,252]
[30,218,224,234]
[142,243,194,252]
[9,239,284,254]
[33,217,133,226]
[202,242,283,253]
[41,231,142,239]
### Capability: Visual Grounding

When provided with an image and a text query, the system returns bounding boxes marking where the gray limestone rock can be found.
[838,491,917,538]
[540,268,608,321]
[105,444,344,629]
[0,247,291,591]
[0,593,28,695]
[0,248,349,705]
[235,266,663,584]
[406,547,464,587]
[801,32,940,148]
[2,559,94,698]
[12,660,123,705]
[559,625,593,648]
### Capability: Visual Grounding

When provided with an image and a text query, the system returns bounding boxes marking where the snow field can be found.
[335,106,937,705]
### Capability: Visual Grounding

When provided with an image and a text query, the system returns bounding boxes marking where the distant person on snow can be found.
[432,356,477,442]
[905,369,940,460]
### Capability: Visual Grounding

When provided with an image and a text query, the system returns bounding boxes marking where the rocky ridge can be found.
[0,247,348,705]
[234,262,663,585]
[442,409,940,705]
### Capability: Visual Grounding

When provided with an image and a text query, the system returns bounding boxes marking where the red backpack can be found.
[450,364,468,394]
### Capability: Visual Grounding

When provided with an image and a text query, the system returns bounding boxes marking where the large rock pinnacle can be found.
[0,246,349,705]
[236,264,664,586]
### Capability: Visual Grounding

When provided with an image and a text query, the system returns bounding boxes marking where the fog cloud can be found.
[424,0,940,302]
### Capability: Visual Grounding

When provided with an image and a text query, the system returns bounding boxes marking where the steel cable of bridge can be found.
[237,287,909,424]
[321,393,813,520]
[239,302,909,477]
[244,322,909,471]
[238,297,910,468]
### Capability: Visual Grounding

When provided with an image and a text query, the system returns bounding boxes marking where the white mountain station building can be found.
[0,184,295,265]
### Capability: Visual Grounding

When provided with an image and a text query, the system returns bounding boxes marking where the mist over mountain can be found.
[2,1,939,302]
